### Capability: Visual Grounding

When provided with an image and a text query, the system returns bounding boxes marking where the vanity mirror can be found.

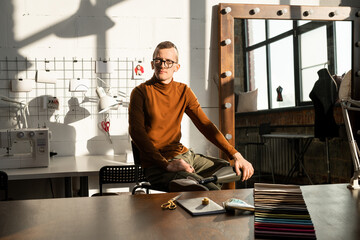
[218,3,360,148]
[218,3,360,188]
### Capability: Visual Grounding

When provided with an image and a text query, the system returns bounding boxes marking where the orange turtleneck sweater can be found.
[128,76,237,169]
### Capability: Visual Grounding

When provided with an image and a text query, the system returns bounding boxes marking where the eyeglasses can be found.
[153,58,177,68]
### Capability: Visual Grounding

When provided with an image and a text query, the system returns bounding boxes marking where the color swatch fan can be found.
[254,183,316,239]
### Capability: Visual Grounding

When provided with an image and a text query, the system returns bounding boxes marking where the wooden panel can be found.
[219,4,235,148]
[220,4,354,21]
[219,4,236,189]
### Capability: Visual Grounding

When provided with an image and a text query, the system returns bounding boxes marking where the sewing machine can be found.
[0,128,50,169]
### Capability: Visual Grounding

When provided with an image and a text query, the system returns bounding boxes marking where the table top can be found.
[262,133,314,139]
[0,183,358,240]
[3,155,126,180]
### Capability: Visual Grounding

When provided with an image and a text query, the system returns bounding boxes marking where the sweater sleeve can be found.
[128,86,169,169]
[184,87,238,159]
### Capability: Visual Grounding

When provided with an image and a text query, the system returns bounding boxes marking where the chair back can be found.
[99,165,138,195]
[0,171,8,201]
[131,141,147,182]
[130,141,168,193]
[131,141,141,166]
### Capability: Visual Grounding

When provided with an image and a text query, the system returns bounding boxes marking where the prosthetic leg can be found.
[169,166,241,192]
[198,166,242,185]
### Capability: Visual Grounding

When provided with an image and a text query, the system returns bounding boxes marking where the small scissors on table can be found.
[161,194,182,210]
[101,120,112,143]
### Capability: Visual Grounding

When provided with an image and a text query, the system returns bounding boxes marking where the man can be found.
[129,41,253,191]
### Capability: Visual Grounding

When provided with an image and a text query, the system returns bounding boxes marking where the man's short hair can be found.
[153,41,179,62]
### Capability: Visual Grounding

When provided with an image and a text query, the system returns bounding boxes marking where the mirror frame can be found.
[218,3,360,152]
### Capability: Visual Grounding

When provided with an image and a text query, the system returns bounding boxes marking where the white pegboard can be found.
[0,57,145,126]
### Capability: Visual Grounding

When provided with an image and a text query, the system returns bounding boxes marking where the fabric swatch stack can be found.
[254,183,316,239]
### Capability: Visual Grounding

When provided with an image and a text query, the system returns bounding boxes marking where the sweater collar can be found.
[150,75,174,90]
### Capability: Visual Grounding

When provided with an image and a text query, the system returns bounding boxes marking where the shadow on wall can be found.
[86,134,130,156]
[26,95,76,156]
[64,97,91,124]
[86,109,130,156]
[13,0,125,53]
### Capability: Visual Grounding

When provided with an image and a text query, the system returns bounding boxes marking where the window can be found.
[237,19,352,110]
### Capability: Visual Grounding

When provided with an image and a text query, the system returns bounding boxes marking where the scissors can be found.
[101,120,112,143]
[161,194,182,210]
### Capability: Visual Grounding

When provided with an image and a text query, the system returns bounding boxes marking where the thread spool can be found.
[202,197,210,205]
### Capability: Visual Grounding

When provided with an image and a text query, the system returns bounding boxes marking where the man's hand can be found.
[232,152,254,181]
[166,158,195,173]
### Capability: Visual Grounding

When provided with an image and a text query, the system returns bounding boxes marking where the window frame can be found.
[242,20,338,109]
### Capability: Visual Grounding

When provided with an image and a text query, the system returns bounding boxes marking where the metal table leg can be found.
[79,176,89,197]
[285,138,314,184]
[64,177,72,197]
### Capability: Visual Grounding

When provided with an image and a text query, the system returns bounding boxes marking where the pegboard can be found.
[0,57,145,126]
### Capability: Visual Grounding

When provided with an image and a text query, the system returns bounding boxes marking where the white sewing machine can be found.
[0,128,50,169]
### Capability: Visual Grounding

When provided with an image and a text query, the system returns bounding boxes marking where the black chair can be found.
[95,165,143,196]
[240,123,275,185]
[0,171,8,201]
[94,142,166,196]
[131,141,167,194]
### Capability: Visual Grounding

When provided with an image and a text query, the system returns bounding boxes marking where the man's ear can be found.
[174,64,180,72]
[151,61,155,70]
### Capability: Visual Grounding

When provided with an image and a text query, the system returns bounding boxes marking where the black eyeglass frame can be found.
[152,58,178,68]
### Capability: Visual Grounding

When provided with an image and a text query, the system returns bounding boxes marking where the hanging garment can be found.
[309,68,339,141]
